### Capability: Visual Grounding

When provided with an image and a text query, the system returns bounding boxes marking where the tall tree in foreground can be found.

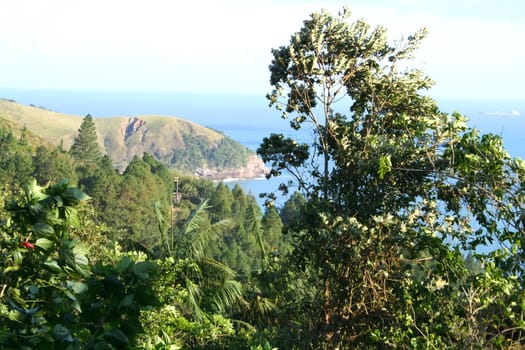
[259,8,525,348]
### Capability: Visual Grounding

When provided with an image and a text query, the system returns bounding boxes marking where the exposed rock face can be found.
[113,117,151,171]
[123,117,147,141]
[195,154,269,181]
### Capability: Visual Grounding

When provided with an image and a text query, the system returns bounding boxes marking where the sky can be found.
[0,0,524,101]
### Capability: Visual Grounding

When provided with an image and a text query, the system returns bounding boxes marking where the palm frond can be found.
[185,277,205,320]
[180,201,234,262]
[211,279,245,313]
[200,257,236,280]
[251,294,276,316]
[183,200,210,236]
[176,200,210,260]
[189,217,233,261]
[246,204,268,268]
[153,201,172,256]
[169,199,245,320]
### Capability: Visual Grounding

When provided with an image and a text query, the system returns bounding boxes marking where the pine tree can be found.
[261,206,284,256]
[70,114,101,164]
[208,182,233,222]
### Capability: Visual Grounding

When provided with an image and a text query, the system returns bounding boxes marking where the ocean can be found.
[1,89,524,206]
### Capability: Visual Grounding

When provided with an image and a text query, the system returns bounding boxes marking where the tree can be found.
[33,146,77,185]
[0,127,34,189]
[261,205,285,258]
[259,8,525,348]
[279,191,306,229]
[209,182,234,223]
[70,114,101,165]
[111,155,172,245]
[80,154,122,232]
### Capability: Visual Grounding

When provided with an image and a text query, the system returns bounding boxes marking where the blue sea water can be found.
[1,89,524,206]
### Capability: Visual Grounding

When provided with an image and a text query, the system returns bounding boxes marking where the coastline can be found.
[194,154,269,182]
[219,176,267,183]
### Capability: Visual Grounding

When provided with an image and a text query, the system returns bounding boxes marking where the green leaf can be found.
[378,154,392,179]
[120,293,135,308]
[13,251,23,265]
[53,323,74,343]
[103,329,129,348]
[63,187,91,204]
[72,242,90,256]
[44,258,62,273]
[67,281,88,295]
[132,261,158,281]
[53,195,64,208]
[75,253,89,267]
[35,237,54,250]
[32,222,55,235]
[64,290,82,313]
[64,206,80,227]
[116,256,132,273]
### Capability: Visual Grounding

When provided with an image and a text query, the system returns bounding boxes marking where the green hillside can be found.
[0,98,264,176]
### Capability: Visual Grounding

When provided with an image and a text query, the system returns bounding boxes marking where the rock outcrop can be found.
[123,117,147,141]
[195,154,269,181]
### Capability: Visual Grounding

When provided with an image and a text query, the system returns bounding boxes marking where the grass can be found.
[0,99,252,171]
[0,99,82,148]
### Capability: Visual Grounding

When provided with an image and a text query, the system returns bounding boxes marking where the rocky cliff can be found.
[195,154,268,181]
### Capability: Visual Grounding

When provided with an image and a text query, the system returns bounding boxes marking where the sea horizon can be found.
[1,88,524,206]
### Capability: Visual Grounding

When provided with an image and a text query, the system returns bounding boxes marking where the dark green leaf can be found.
[103,329,129,348]
[53,324,74,343]
[132,261,158,281]
[32,222,55,235]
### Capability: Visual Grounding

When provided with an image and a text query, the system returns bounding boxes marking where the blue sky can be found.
[0,0,523,100]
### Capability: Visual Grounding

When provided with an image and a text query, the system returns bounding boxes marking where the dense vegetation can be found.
[171,134,251,173]
[0,113,288,349]
[1,7,525,349]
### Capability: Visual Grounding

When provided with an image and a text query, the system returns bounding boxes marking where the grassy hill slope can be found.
[0,98,82,147]
[0,98,266,178]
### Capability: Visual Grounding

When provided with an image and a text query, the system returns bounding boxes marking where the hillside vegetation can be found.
[0,98,266,177]
[0,103,289,349]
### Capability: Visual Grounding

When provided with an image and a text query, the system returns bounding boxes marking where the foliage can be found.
[259,7,525,349]
[86,154,174,246]
[69,114,101,166]
[211,137,250,169]
[138,257,241,349]
[278,191,306,230]
[0,180,160,348]
[0,105,283,349]
[33,146,78,185]
[171,134,250,174]
[8,7,525,349]
[155,200,245,318]
[0,127,34,190]
[0,178,275,349]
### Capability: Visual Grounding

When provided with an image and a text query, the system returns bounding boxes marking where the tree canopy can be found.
[258,8,525,348]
